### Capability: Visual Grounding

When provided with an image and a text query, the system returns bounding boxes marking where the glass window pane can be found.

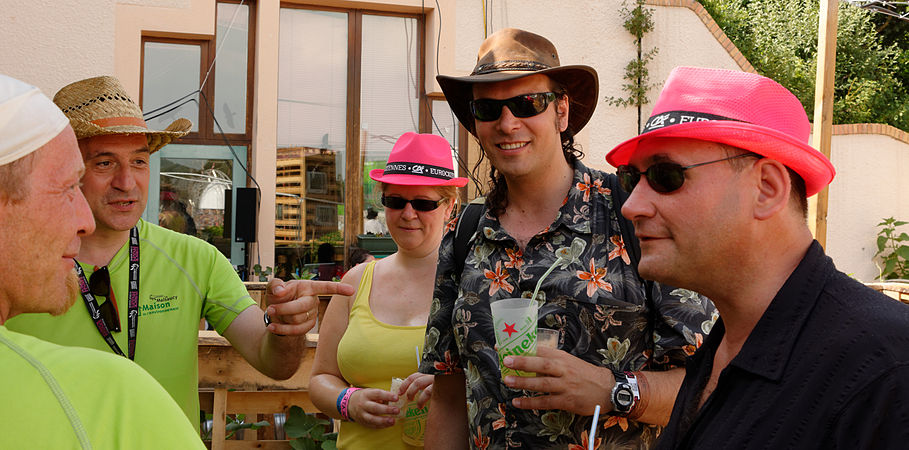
[159,157,233,258]
[214,2,249,134]
[432,99,460,177]
[360,14,420,218]
[143,42,200,132]
[276,8,348,280]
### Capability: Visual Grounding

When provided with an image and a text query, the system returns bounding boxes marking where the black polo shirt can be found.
[656,241,909,449]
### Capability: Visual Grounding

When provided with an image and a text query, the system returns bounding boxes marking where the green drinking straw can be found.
[531,256,566,303]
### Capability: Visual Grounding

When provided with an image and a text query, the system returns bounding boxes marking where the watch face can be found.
[615,386,634,407]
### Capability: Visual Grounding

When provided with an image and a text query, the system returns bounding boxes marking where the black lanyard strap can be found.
[75,226,140,360]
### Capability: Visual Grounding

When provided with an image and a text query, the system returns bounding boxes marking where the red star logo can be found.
[502,322,517,337]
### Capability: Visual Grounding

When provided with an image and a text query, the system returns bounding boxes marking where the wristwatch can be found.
[608,371,640,416]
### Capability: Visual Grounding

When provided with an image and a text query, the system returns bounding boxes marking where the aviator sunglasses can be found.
[617,153,761,194]
[469,92,559,122]
[89,266,121,332]
[381,195,444,212]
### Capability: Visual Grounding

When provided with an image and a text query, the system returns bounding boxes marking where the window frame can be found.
[277,4,428,264]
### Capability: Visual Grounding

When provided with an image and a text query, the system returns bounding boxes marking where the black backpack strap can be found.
[453,197,486,277]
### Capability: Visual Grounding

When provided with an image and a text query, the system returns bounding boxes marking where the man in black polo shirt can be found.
[605,66,909,449]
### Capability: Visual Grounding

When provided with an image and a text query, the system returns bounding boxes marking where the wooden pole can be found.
[809,0,838,249]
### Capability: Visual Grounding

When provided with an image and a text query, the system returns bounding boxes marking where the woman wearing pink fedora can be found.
[310,132,467,448]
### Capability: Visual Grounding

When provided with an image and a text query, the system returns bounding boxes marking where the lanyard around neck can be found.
[74,226,140,360]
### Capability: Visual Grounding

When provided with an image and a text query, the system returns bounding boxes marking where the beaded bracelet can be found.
[337,387,362,422]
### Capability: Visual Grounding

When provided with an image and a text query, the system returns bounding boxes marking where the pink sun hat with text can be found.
[606,66,835,196]
[369,132,468,187]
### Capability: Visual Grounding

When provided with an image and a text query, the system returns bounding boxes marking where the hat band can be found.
[90,116,148,129]
[383,161,456,180]
[472,60,552,75]
[642,110,743,134]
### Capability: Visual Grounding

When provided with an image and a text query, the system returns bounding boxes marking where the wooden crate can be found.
[199,331,323,450]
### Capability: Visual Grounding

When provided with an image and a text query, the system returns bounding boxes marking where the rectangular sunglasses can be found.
[469,92,559,122]
[616,153,760,193]
[381,195,443,212]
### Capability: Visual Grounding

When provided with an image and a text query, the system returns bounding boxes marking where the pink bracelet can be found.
[338,387,362,421]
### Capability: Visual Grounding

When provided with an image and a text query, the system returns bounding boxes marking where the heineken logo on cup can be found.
[490,298,539,379]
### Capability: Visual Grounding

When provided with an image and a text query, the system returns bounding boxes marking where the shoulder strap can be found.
[454,197,486,277]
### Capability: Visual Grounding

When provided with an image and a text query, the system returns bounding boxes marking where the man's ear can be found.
[556,95,569,132]
[753,158,791,221]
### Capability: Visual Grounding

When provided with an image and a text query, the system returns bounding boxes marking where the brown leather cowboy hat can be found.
[437,28,598,138]
[53,76,191,153]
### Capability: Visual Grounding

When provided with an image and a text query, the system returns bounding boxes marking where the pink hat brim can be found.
[369,168,468,187]
[606,121,835,197]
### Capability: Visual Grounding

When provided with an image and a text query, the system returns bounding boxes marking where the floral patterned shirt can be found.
[420,161,717,449]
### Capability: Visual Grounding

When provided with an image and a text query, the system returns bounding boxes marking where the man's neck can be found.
[0,299,9,325]
[78,226,133,267]
[505,159,574,217]
[498,159,574,248]
[707,229,814,356]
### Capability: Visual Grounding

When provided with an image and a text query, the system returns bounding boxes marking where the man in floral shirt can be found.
[419,29,717,449]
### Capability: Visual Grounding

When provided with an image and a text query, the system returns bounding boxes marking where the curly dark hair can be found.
[470,88,584,217]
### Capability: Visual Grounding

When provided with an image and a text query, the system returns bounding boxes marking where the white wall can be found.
[826,132,909,282]
[2,0,906,279]
[0,0,117,96]
[446,1,744,171]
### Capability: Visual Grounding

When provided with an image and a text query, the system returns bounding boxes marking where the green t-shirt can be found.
[7,219,255,422]
[0,325,205,449]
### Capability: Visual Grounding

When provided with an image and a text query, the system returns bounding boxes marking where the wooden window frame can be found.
[139,0,256,147]
[424,92,470,205]
[278,4,427,261]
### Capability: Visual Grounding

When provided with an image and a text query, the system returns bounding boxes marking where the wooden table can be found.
[199,331,320,449]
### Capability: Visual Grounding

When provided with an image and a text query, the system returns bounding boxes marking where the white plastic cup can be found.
[490,297,539,379]
[391,377,428,446]
[537,327,560,349]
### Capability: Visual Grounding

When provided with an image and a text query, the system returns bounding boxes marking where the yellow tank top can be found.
[336,261,426,449]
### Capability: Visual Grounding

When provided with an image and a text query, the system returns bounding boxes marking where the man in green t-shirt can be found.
[7,75,355,424]
[0,73,205,448]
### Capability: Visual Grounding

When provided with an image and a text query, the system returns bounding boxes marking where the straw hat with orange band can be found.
[53,76,191,152]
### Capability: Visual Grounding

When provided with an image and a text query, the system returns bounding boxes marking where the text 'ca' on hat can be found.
[53,76,192,153]
[436,28,599,137]
[605,66,835,196]
[369,132,468,187]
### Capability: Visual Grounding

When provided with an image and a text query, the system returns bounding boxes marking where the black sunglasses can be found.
[617,153,761,194]
[89,266,121,332]
[469,92,559,122]
[381,196,444,212]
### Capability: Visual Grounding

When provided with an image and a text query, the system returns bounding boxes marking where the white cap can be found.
[0,74,69,166]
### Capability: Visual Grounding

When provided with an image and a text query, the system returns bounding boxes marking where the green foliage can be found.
[224,414,271,440]
[700,0,909,131]
[201,225,223,240]
[285,406,338,450]
[252,264,273,282]
[292,270,317,280]
[875,217,909,280]
[605,0,659,131]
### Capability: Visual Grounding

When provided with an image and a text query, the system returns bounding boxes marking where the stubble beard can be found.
[49,269,80,316]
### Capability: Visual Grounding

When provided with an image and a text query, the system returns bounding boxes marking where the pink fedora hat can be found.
[369,132,468,187]
[606,67,835,196]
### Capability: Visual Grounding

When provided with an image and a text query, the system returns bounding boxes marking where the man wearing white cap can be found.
[7,76,355,424]
[606,66,909,449]
[0,74,205,448]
